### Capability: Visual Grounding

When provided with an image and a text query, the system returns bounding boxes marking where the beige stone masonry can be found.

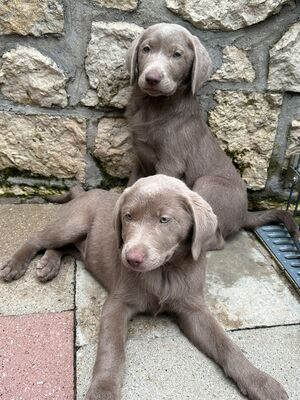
[268,22,300,92]
[208,91,282,190]
[166,0,293,31]
[85,22,143,108]
[0,0,64,36]
[0,112,86,181]
[93,117,134,178]
[212,47,255,82]
[0,46,68,108]
[93,0,138,11]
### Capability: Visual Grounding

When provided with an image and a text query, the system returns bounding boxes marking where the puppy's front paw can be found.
[0,258,28,281]
[242,370,288,400]
[85,388,116,400]
[85,380,118,400]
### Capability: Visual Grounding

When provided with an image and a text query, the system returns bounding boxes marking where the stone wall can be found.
[0,0,299,200]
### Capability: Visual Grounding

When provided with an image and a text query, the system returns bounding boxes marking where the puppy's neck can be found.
[138,252,206,310]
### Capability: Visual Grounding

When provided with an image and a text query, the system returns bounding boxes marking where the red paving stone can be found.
[0,311,74,400]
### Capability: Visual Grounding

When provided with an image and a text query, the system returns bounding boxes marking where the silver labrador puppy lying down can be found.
[126,23,299,247]
[1,175,287,400]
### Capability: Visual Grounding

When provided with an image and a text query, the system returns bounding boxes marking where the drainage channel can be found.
[255,224,300,294]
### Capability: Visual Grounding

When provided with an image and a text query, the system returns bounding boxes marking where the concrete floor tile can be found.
[77,343,96,400]
[128,315,181,340]
[75,232,300,350]
[0,204,59,258]
[0,311,74,400]
[77,325,300,400]
[206,231,300,329]
[0,204,75,315]
[0,257,75,316]
[75,262,107,347]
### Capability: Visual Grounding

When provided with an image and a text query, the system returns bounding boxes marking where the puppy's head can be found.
[114,175,221,272]
[126,23,212,96]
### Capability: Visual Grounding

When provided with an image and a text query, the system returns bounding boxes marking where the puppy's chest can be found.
[132,132,160,173]
[140,268,193,312]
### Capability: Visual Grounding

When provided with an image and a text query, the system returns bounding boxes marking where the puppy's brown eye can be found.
[143,45,151,53]
[160,216,171,224]
[173,51,182,58]
[124,212,132,221]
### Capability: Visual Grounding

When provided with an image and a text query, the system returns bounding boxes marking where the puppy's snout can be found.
[145,69,162,86]
[126,248,145,267]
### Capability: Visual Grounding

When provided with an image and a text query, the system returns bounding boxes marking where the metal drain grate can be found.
[255,224,300,293]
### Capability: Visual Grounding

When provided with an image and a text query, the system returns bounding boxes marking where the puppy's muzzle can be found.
[125,247,146,268]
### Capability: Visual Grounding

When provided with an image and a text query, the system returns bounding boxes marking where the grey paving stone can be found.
[76,230,300,399]
[0,204,75,316]
[77,325,300,400]
[206,231,300,329]
[75,230,300,347]
[75,262,107,347]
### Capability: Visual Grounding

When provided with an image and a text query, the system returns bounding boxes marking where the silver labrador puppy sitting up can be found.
[1,175,287,400]
[126,23,299,246]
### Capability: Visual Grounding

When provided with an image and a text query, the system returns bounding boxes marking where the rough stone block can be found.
[268,22,300,92]
[93,117,134,178]
[80,89,99,107]
[212,46,255,82]
[0,112,86,181]
[0,0,64,36]
[93,0,138,11]
[166,0,293,31]
[284,119,300,168]
[208,91,282,190]
[0,46,68,108]
[85,22,143,108]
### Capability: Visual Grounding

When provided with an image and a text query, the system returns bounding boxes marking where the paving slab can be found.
[76,231,300,399]
[206,231,300,329]
[0,204,75,316]
[75,262,107,347]
[75,231,300,347]
[77,325,300,400]
[0,311,74,400]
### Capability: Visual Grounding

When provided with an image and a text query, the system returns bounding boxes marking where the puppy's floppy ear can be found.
[113,189,129,248]
[185,191,222,260]
[190,35,212,95]
[126,34,143,86]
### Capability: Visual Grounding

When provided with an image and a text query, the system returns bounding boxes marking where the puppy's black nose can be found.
[126,248,145,267]
[145,70,162,86]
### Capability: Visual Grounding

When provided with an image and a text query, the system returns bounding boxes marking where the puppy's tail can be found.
[243,209,300,248]
[45,185,85,204]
